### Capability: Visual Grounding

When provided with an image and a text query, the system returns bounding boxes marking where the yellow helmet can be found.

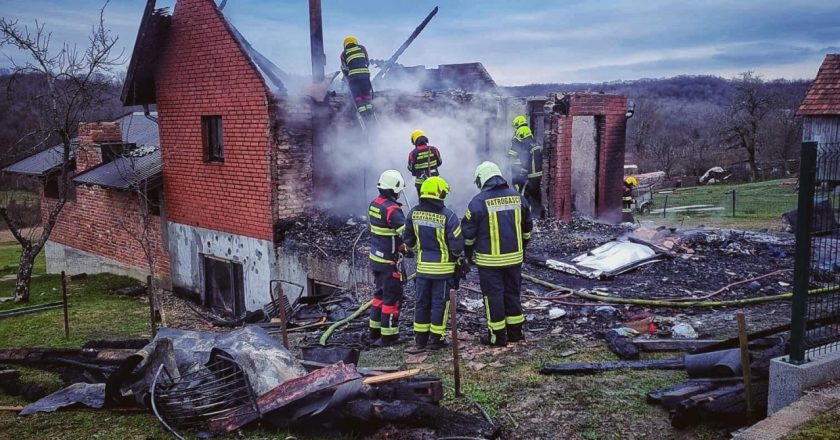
[512,115,528,129]
[420,176,450,200]
[474,161,503,189]
[343,36,358,48]
[625,176,638,187]
[514,126,533,142]
[410,129,426,145]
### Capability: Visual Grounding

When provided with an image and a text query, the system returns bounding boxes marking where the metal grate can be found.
[789,141,840,363]
[151,352,258,436]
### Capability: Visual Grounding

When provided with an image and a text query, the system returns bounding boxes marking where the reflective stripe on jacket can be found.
[407,144,442,184]
[368,196,405,271]
[462,176,533,268]
[403,200,464,279]
[340,44,370,77]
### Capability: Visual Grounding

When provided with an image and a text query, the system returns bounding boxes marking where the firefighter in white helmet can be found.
[367,170,407,346]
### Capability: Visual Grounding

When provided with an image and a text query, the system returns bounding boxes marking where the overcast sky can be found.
[1,0,838,85]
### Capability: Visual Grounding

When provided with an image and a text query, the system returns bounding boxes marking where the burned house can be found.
[3,0,630,316]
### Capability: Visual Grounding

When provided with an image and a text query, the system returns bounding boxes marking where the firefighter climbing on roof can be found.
[368,170,407,347]
[407,129,443,198]
[402,176,466,351]
[623,176,638,223]
[462,161,533,346]
[340,36,374,122]
[507,115,544,218]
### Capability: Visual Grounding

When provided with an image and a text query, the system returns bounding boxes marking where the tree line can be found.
[504,74,811,182]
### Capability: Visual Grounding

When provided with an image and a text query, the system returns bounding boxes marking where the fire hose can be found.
[522,273,840,308]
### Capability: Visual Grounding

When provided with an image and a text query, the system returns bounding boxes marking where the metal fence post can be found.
[663,194,669,218]
[731,190,736,218]
[789,141,818,364]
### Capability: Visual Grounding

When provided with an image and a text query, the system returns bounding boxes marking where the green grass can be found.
[359,337,725,439]
[638,178,798,230]
[785,405,840,440]
[0,244,45,277]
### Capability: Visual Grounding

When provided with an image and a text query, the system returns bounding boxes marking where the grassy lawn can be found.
[0,244,150,347]
[638,178,798,230]
[785,404,840,440]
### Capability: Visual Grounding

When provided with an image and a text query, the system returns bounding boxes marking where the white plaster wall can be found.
[167,222,277,311]
[571,116,598,218]
[45,240,152,282]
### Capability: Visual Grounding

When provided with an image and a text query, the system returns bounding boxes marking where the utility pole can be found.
[309,0,326,82]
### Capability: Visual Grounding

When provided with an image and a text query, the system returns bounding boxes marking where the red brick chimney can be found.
[76,121,122,172]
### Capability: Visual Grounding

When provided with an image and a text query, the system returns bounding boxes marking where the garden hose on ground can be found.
[521,273,840,308]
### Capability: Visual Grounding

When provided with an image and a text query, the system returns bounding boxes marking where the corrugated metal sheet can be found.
[798,54,840,116]
[3,113,160,176]
[2,144,76,176]
[73,147,161,190]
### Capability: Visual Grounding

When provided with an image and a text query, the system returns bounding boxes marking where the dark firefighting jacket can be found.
[508,136,543,180]
[462,176,533,268]
[403,199,464,279]
[340,43,370,78]
[368,196,406,272]
[407,142,442,185]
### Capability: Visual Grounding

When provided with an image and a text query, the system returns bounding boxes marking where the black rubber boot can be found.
[428,334,449,351]
[414,332,429,350]
[369,328,381,342]
[507,323,525,343]
[479,329,508,347]
[373,334,400,347]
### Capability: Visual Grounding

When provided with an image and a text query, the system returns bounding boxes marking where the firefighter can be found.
[407,129,443,198]
[340,36,374,120]
[403,176,466,351]
[507,116,544,217]
[462,161,533,346]
[623,176,638,223]
[368,170,407,346]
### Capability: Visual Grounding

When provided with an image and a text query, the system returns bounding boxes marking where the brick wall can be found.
[44,121,171,280]
[270,95,313,224]
[544,93,628,222]
[155,0,274,241]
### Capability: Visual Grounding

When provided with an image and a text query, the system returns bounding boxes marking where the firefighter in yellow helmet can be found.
[340,36,374,120]
[402,176,465,351]
[462,162,533,346]
[407,129,443,198]
[623,176,638,223]
[507,116,544,217]
[368,170,407,346]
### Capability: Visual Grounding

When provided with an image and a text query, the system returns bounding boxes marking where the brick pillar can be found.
[76,121,122,172]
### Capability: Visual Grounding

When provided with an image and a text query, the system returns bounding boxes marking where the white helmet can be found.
[377,169,405,193]
[474,161,503,189]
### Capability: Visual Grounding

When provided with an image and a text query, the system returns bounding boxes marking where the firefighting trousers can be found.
[370,270,403,336]
[477,266,525,334]
[413,277,452,339]
[348,76,373,114]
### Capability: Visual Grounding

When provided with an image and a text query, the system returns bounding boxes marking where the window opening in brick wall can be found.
[203,255,244,318]
[145,184,162,216]
[307,278,340,297]
[43,170,76,201]
[99,142,131,164]
[202,116,224,162]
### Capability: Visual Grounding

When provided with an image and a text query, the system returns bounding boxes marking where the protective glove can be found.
[457,256,471,279]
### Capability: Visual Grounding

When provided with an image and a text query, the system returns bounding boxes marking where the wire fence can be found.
[789,141,840,363]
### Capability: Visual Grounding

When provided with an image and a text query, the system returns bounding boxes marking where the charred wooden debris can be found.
[4,327,499,439]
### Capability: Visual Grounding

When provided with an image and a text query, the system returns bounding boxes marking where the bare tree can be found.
[721,72,776,182]
[111,148,168,330]
[0,3,121,302]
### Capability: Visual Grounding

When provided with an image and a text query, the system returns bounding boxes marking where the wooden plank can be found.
[363,369,420,385]
[635,339,722,352]
[207,362,360,433]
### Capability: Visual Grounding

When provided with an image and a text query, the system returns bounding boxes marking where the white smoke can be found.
[317,92,511,217]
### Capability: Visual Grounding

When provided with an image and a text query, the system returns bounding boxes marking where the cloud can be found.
[1,0,837,85]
